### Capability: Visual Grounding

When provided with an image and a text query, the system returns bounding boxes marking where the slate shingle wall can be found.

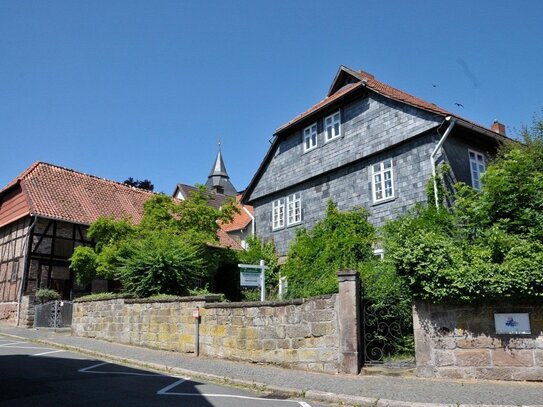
[249,93,442,201]
[253,134,439,255]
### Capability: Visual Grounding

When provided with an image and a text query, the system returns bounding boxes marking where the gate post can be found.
[337,269,362,374]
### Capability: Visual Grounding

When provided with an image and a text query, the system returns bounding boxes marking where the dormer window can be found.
[303,123,317,152]
[325,111,341,142]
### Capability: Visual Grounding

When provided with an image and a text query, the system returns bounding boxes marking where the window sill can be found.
[324,135,342,144]
[286,221,302,228]
[302,146,317,155]
[371,196,396,207]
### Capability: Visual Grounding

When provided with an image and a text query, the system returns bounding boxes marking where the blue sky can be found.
[1,1,542,194]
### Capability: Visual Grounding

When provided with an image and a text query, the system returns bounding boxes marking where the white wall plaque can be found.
[494,313,531,335]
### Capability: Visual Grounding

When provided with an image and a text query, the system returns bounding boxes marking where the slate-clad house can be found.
[242,66,508,256]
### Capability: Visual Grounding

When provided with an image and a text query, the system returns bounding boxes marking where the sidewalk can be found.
[1,325,541,407]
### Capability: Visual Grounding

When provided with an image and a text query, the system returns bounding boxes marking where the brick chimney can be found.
[491,120,506,136]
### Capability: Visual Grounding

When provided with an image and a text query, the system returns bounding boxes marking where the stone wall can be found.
[413,301,543,381]
[0,302,17,324]
[201,296,339,372]
[72,295,340,373]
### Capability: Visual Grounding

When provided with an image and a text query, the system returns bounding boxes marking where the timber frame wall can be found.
[26,217,92,299]
[0,217,33,302]
[0,216,93,325]
[0,217,33,324]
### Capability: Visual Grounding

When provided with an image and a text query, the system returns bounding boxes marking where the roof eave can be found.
[275,83,364,136]
[453,118,511,143]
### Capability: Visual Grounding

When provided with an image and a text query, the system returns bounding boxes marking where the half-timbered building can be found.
[0,162,157,326]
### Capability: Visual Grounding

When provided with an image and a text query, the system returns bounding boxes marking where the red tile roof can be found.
[3,162,154,225]
[216,229,243,250]
[1,162,243,250]
[220,195,253,232]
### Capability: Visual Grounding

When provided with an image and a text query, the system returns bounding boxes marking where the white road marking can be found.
[78,362,109,373]
[32,349,64,357]
[78,362,163,377]
[156,379,187,395]
[157,379,311,405]
[0,341,26,347]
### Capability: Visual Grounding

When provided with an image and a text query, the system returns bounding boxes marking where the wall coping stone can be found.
[205,295,335,309]
[125,295,223,304]
[75,295,223,304]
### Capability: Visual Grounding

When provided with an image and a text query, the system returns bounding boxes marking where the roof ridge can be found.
[351,69,451,116]
[23,162,156,196]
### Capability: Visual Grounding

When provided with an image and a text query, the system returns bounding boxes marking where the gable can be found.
[245,93,441,202]
[328,66,363,96]
[0,185,30,228]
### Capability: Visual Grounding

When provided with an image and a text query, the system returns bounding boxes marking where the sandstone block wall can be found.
[201,295,339,373]
[413,301,543,381]
[0,302,17,324]
[72,294,340,373]
[72,297,209,353]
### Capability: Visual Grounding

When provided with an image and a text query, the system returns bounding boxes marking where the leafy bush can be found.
[383,117,543,304]
[35,288,61,304]
[70,187,238,297]
[282,201,375,298]
[117,233,205,298]
[281,200,413,355]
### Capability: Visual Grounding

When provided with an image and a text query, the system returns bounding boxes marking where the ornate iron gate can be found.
[362,299,412,365]
[34,300,73,328]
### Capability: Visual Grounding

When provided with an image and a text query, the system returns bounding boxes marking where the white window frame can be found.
[303,123,318,152]
[287,192,302,226]
[468,149,485,190]
[373,248,385,260]
[272,198,285,230]
[372,159,395,203]
[324,111,341,142]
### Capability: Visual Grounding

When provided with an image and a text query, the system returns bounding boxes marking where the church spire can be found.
[205,142,237,196]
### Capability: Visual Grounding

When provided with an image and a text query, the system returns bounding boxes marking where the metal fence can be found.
[34,300,73,328]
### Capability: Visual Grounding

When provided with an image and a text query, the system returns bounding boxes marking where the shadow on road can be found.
[0,354,215,407]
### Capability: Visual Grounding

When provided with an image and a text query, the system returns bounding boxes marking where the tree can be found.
[385,115,543,303]
[123,177,154,191]
[70,187,238,296]
[282,201,375,298]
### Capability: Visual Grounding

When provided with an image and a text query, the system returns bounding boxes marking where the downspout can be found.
[242,205,255,236]
[16,214,37,326]
[430,117,456,208]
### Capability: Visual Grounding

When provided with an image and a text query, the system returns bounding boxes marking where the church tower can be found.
[205,143,237,196]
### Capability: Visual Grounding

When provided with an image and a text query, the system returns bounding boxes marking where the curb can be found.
[1,331,541,407]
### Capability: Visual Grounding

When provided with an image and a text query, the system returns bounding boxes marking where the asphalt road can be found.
[0,337,321,407]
